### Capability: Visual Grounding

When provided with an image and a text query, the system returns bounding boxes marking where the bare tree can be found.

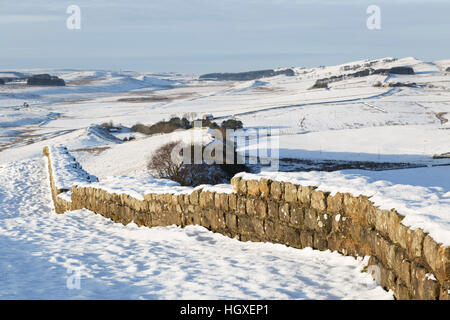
[147,141,188,184]
[147,141,235,186]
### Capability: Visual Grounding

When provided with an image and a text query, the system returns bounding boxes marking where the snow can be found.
[0,158,392,299]
[77,175,192,201]
[237,167,450,246]
[48,145,98,191]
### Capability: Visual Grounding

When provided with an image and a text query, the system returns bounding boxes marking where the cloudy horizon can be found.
[1,0,449,73]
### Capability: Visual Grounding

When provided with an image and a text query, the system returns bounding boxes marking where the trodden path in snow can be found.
[0,158,392,299]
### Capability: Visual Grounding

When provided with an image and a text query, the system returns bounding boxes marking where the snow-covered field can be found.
[1,56,449,299]
[0,158,390,299]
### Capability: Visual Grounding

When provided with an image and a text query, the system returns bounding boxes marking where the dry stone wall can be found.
[43,147,449,300]
[43,146,74,213]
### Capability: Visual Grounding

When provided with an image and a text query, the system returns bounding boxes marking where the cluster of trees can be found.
[131,116,243,136]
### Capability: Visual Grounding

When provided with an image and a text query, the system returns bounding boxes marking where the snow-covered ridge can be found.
[46,145,98,192]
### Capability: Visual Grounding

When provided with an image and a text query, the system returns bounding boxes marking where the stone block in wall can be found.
[405,228,425,259]
[317,213,332,234]
[289,203,304,226]
[254,199,267,219]
[264,220,279,242]
[423,235,450,283]
[311,190,327,212]
[200,191,215,208]
[225,213,237,231]
[270,181,283,201]
[183,194,190,205]
[230,176,240,193]
[238,215,264,237]
[238,179,247,195]
[284,183,298,203]
[313,232,328,251]
[331,213,350,234]
[343,194,371,225]
[207,209,226,231]
[297,186,314,206]
[237,197,246,215]
[395,282,411,300]
[386,210,405,245]
[247,180,260,197]
[259,179,270,199]
[304,208,331,233]
[439,281,450,300]
[410,263,440,300]
[246,198,256,216]
[214,193,221,209]
[267,201,279,220]
[342,193,358,218]
[327,192,343,214]
[279,203,290,223]
[390,245,410,288]
[190,189,200,205]
[356,226,373,257]
[219,193,229,211]
[300,230,314,248]
[228,193,237,210]
[327,233,344,252]
[304,208,318,231]
[284,226,302,248]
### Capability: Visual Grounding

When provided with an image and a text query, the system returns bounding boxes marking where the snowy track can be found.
[0,158,391,299]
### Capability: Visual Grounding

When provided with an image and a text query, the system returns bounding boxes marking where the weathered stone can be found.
[317,213,332,234]
[237,216,257,234]
[313,233,328,251]
[259,179,270,199]
[284,183,298,202]
[327,192,343,213]
[304,208,318,231]
[219,193,229,211]
[423,235,450,282]
[411,264,440,300]
[267,201,279,219]
[343,193,359,218]
[228,193,237,210]
[284,226,301,248]
[439,281,450,300]
[225,213,237,230]
[255,199,267,219]
[300,230,314,248]
[406,228,425,259]
[246,198,256,216]
[289,203,303,225]
[311,190,327,212]
[190,189,200,205]
[230,176,240,192]
[238,179,247,195]
[214,193,221,209]
[270,181,283,201]
[199,191,215,209]
[247,180,260,197]
[395,282,411,300]
[279,203,290,223]
[297,186,314,205]
[237,197,246,215]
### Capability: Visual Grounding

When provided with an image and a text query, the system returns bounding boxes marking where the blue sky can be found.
[1,0,449,73]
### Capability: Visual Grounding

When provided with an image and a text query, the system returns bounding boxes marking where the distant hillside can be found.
[200,68,295,81]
